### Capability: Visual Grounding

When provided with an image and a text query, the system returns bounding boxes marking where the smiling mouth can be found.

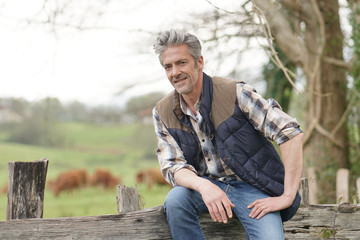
[173,75,187,84]
[174,78,185,84]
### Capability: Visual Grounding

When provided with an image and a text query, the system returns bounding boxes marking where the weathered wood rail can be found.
[1,204,360,239]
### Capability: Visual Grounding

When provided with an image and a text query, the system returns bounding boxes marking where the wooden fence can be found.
[1,160,360,239]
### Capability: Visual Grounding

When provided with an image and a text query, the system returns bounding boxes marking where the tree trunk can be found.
[303,0,348,203]
[254,0,348,203]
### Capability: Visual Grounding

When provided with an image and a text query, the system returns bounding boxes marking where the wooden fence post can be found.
[307,167,318,204]
[6,158,49,220]
[116,184,141,213]
[336,168,349,203]
[300,178,309,205]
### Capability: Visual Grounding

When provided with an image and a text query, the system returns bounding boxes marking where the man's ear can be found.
[197,56,204,70]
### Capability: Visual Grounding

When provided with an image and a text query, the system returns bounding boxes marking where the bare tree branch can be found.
[252,0,306,65]
[252,3,301,93]
[324,56,354,71]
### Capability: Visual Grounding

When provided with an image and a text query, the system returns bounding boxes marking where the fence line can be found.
[1,161,360,239]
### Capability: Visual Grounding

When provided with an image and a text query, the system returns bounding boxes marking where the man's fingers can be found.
[206,204,216,222]
[249,205,262,219]
[215,202,228,223]
[247,199,262,209]
[224,202,234,219]
[208,202,232,223]
[256,208,267,220]
[208,204,222,222]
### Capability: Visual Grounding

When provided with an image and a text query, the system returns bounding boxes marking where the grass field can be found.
[0,121,169,220]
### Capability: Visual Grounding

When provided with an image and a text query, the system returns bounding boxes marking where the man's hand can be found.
[174,168,234,223]
[197,179,235,223]
[247,194,293,220]
[248,133,303,220]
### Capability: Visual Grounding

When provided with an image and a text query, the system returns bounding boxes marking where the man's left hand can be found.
[247,194,293,220]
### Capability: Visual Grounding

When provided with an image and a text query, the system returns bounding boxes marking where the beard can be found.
[172,73,196,95]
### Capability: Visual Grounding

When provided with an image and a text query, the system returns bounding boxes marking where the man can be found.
[152,29,303,240]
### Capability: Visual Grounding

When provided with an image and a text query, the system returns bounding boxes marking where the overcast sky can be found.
[0,0,269,106]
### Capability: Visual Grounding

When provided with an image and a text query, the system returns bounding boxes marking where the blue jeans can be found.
[164,178,284,240]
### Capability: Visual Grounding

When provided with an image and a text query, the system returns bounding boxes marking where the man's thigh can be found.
[226,182,284,239]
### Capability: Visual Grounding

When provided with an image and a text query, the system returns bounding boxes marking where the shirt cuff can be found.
[168,165,198,186]
[276,127,303,145]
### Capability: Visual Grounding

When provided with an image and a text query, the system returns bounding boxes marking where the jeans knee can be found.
[164,186,206,218]
[164,187,206,240]
[164,186,191,211]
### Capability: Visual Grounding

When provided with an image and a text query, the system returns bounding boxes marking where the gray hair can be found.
[153,29,202,65]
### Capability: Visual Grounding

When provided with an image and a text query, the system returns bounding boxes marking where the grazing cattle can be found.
[48,169,88,197]
[136,168,171,189]
[1,182,7,195]
[90,167,121,189]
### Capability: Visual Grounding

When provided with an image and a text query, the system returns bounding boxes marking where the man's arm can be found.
[153,107,234,223]
[153,107,197,186]
[280,132,304,200]
[174,168,235,223]
[247,132,303,219]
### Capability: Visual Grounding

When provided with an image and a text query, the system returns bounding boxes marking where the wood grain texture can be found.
[6,159,49,220]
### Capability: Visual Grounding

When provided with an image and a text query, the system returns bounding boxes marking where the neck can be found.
[182,93,199,110]
[182,96,198,115]
[181,74,203,114]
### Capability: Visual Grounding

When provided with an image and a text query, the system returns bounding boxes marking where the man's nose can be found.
[171,65,181,77]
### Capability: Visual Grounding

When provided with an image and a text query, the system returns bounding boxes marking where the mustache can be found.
[172,74,188,83]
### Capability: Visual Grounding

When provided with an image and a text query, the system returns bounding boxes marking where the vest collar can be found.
[199,73,216,137]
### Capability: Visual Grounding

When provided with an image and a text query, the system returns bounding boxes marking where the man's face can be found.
[161,44,204,95]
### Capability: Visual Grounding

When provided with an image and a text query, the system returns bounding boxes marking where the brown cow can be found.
[1,182,7,195]
[48,169,88,197]
[136,168,171,189]
[90,167,121,189]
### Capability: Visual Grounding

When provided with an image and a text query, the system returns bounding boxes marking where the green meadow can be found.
[0,122,169,220]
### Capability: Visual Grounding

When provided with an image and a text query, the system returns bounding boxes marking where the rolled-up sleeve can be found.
[152,107,197,186]
[236,83,302,145]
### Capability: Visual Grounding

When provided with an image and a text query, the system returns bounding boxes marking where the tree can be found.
[7,97,66,147]
[262,44,295,112]
[252,0,355,202]
[125,92,165,120]
[347,0,360,180]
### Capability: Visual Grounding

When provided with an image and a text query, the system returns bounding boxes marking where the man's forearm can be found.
[279,132,304,200]
[174,168,208,192]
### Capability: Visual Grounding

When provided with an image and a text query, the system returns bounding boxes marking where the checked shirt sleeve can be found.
[152,107,198,186]
[236,82,302,145]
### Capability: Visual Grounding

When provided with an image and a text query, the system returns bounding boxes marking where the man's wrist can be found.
[194,177,210,193]
[282,192,295,202]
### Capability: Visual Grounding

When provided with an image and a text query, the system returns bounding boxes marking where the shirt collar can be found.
[179,93,202,118]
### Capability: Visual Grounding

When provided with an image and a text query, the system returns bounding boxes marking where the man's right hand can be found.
[174,168,235,223]
[196,178,235,223]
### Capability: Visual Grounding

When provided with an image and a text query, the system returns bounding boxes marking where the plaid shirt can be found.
[153,81,302,186]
